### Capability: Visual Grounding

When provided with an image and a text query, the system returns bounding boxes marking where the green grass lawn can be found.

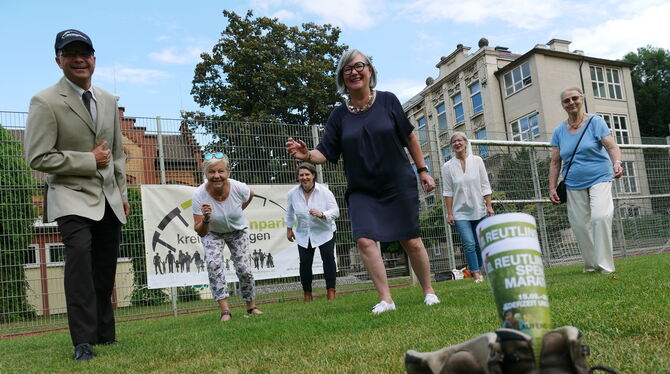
[1,252,669,374]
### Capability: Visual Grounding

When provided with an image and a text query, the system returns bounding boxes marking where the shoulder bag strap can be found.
[562,115,595,180]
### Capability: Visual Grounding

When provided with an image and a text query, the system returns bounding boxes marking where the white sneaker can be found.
[371,300,396,314]
[424,293,440,306]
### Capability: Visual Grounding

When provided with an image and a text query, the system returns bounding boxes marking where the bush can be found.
[177,286,201,302]
[0,126,38,322]
[130,287,168,307]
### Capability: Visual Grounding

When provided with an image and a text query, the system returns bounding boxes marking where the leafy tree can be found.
[623,47,670,213]
[623,46,670,137]
[0,126,38,322]
[191,10,347,125]
[180,113,313,185]
[419,201,446,250]
[187,10,347,184]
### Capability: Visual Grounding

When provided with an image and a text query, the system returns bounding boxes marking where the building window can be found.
[475,128,489,159]
[600,113,629,144]
[418,117,428,144]
[424,156,432,174]
[615,161,638,194]
[452,93,464,123]
[46,243,66,263]
[590,66,623,99]
[24,244,38,266]
[469,82,483,115]
[504,61,532,96]
[442,146,451,162]
[436,103,448,132]
[510,112,540,141]
[618,206,640,219]
[426,195,435,206]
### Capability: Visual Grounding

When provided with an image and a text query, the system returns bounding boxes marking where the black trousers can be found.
[56,201,121,346]
[298,234,337,292]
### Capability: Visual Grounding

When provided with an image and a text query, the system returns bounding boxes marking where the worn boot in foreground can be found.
[405,332,498,374]
[540,326,620,374]
[488,328,536,374]
[405,328,535,374]
[405,326,620,374]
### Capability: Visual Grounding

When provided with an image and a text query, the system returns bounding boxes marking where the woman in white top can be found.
[286,163,340,302]
[441,132,494,283]
[192,153,263,321]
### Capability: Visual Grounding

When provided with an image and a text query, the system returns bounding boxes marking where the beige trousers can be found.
[566,181,616,273]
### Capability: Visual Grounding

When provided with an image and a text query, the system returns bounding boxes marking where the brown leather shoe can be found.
[303,291,313,302]
[327,288,336,300]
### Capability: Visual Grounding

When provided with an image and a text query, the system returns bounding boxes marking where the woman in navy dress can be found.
[286,49,440,314]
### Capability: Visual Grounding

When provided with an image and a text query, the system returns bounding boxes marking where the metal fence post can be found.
[529,147,551,264]
[613,193,628,258]
[156,116,178,317]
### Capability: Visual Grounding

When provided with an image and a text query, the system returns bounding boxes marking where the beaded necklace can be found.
[346,90,376,113]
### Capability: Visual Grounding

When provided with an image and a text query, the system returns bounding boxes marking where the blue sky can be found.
[2,0,669,119]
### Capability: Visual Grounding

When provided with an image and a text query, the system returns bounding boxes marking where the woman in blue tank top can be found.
[548,87,623,274]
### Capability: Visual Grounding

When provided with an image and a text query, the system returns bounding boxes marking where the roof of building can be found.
[161,134,200,161]
[495,46,635,76]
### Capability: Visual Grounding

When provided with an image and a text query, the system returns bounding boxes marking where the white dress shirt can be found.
[64,77,97,127]
[286,183,339,247]
[441,154,492,221]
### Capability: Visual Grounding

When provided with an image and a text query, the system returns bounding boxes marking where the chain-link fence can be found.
[1,110,669,336]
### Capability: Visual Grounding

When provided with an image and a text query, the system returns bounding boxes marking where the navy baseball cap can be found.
[54,29,94,54]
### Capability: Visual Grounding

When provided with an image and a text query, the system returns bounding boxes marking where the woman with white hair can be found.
[549,87,623,273]
[192,152,263,321]
[286,49,440,314]
[441,132,494,283]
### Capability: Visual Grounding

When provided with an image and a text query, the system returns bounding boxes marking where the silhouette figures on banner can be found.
[251,249,275,269]
[154,249,274,276]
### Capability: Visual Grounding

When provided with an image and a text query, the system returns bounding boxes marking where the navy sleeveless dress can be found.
[316,91,419,241]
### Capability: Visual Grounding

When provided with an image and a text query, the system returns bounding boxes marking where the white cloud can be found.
[149,46,206,65]
[377,78,426,102]
[253,0,384,29]
[96,65,170,84]
[271,9,298,22]
[613,0,668,14]
[250,0,285,12]
[569,3,670,59]
[298,0,384,29]
[398,0,563,30]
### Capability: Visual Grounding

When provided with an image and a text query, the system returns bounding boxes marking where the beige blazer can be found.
[25,77,128,224]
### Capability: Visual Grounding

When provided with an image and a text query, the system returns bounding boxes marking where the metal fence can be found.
[1,110,669,336]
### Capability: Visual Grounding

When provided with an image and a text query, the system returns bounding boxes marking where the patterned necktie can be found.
[82,91,93,119]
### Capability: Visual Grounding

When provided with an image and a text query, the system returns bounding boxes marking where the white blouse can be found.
[192,179,251,233]
[286,183,339,248]
[441,154,492,221]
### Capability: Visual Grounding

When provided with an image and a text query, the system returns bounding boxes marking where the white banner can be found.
[141,184,332,289]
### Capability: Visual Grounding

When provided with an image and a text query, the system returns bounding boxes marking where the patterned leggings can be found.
[202,229,256,301]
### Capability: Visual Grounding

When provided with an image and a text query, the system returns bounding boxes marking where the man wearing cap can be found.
[24,29,129,361]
